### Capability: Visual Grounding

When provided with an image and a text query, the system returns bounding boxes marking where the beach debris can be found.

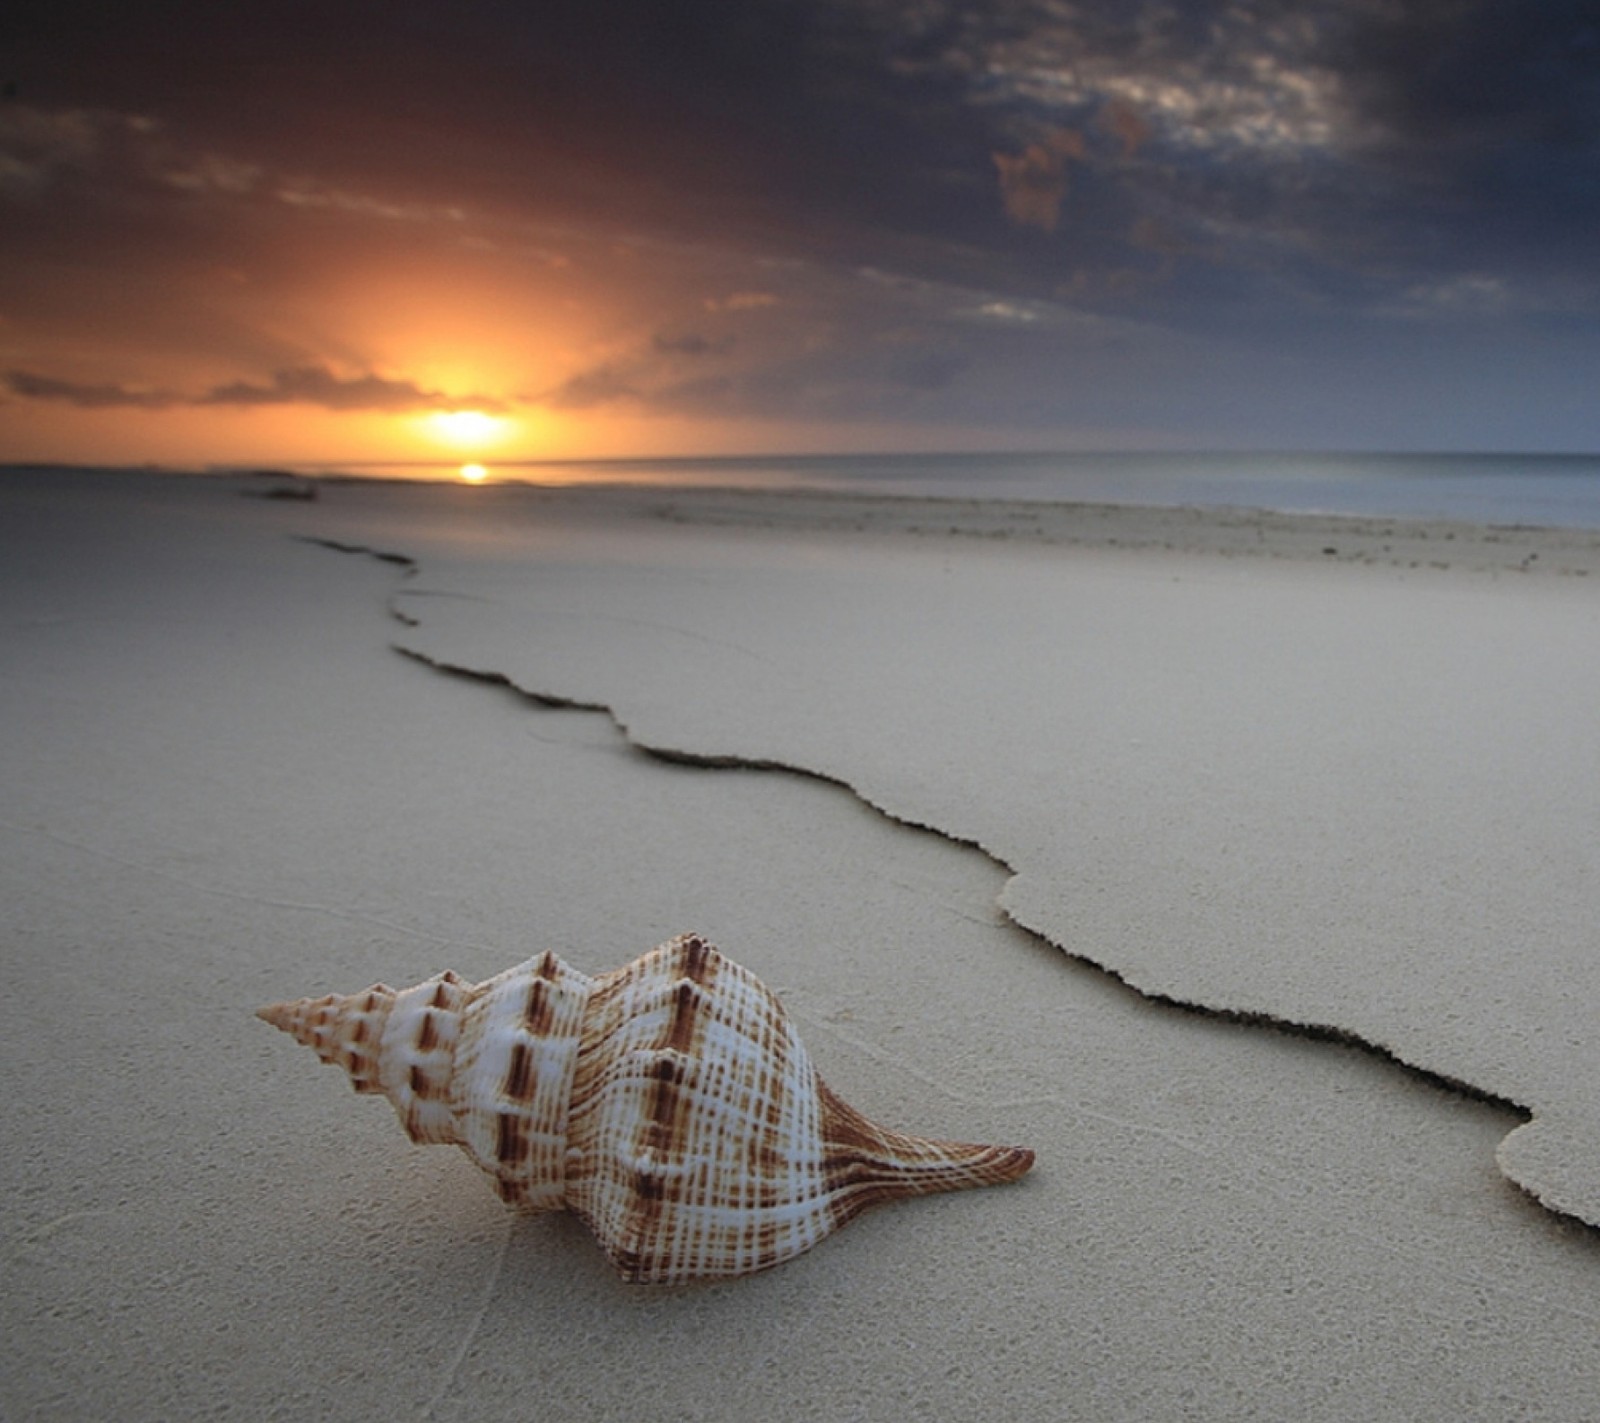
[240,472,319,500]
[258,933,1033,1283]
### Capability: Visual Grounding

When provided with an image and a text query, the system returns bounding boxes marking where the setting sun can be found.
[427,409,510,450]
[459,462,489,482]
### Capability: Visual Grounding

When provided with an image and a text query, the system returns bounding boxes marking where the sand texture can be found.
[4,468,1600,1421]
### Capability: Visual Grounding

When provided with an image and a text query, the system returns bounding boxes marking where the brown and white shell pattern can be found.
[258,934,1033,1283]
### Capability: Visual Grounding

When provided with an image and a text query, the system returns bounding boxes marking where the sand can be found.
[4,467,1599,1421]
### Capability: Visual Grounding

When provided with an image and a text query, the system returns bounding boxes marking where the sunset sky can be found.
[4,1,1600,467]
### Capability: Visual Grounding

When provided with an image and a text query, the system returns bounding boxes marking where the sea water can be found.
[303,450,1600,530]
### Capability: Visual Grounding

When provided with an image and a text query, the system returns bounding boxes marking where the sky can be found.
[4,0,1600,467]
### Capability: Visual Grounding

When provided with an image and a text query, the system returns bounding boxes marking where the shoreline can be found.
[561,481,1600,577]
[9,462,1600,575]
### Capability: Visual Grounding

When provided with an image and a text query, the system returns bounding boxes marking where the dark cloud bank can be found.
[5,366,501,413]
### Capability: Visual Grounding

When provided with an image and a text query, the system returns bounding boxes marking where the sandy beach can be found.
[5,466,1600,1421]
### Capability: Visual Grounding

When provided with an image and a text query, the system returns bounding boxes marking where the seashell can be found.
[257,933,1033,1283]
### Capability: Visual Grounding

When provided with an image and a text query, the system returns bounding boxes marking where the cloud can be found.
[0,103,267,205]
[8,364,506,413]
[198,365,501,412]
[972,300,1043,324]
[1098,99,1152,159]
[535,364,644,410]
[162,153,262,195]
[273,179,468,226]
[992,129,1086,232]
[1387,274,1514,318]
[541,326,740,408]
[651,331,732,357]
[0,106,147,192]
[704,291,780,312]
[5,369,177,408]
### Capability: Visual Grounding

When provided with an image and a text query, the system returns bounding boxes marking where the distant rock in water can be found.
[241,472,319,501]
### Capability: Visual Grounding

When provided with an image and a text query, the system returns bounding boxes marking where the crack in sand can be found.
[309,536,1591,1241]
[422,1216,514,1419]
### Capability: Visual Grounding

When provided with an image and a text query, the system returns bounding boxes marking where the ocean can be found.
[301,450,1600,530]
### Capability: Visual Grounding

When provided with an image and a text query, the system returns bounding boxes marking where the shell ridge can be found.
[566,936,840,1282]
[377,973,468,1143]
[451,952,594,1210]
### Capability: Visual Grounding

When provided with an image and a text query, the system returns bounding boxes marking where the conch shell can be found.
[258,934,1033,1283]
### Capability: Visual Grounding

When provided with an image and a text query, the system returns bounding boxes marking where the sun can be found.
[426,408,510,450]
[459,463,489,483]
